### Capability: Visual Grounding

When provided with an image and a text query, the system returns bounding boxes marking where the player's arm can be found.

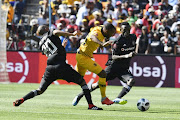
[62,39,68,48]
[90,35,112,47]
[53,30,81,37]
[112,51,136,60]
[135,37,140,53]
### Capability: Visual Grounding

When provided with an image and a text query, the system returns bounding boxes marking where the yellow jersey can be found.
[80,26,105,58]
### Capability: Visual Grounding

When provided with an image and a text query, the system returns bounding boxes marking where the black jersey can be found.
[111,34,137,69]
[39,29,66,64]
[39,29,66,57]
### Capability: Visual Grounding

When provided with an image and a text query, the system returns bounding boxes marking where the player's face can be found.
[121,25,130,37]
[106,29,116,38]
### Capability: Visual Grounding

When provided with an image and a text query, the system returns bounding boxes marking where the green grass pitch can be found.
[0,83,180,120]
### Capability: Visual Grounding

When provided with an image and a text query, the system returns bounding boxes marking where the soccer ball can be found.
[137,98,150,111]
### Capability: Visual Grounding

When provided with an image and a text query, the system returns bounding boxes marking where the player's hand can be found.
[73,30,81,36]
[128,52,136,58]
[124,52,136,58]
[62,39,68,48]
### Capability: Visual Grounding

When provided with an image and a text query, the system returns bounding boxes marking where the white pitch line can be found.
[10,111,180,119]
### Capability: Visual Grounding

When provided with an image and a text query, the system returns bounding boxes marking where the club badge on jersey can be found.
[39,34,58,57]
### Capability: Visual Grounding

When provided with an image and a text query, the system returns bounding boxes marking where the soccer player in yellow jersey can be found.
[73,23,116,105]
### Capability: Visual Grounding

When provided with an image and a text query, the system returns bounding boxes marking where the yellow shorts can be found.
[76,52,103,76]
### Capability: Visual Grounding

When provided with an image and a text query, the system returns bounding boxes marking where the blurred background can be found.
[2,0,180,55]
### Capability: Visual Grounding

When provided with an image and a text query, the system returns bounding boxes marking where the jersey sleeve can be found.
[48,28,54,37]
[112,40,120,55]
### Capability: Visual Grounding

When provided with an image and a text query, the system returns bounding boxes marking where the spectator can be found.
[136,26,149,54]
[39,0,49,18]
[103,3,115,19]
[156,3,168,16]
[103,18,117,27]
[148,32,164,54]
[171,21,180,37]
[38,13,47,25]
[174,32,180,54]
[129,0,140,14]
[51,0,62,16]
[3,0,14,23]
[152,13,164,32]
[116,19,123,34]
[67,5,77,16]
[94,21,100,26]
[56,18,69,31]
[69,36,79,52]
[13,0,25,24]
[57,6,70,24]
[94,0,103,11]
[130,19,143,38]
[142,12,150,31]
[30,19,38,36]
[156,18,168,38]
[87,8,95,21]
[57,23,64,30]
[24,40,31,51]
[145,0,159,11]
[159,0,173,12]
[147,7,156,22]
[17,34,25,50]
[114,1,128,20]
[122,1,130,12]
[74,1,81,14]
[160,27,175,54]
[76,0,94,26]
[88,11,103,28]
[127,7,138,26]
[69,15,78,30]
[106,0,114,11]
[79,19,90,33]
[169,5,180,21]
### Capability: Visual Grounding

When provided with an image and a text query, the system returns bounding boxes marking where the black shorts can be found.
[105,64,133,83]
[43,63,84,85]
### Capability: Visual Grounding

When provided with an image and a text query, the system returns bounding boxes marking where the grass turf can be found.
[0,83,180,120]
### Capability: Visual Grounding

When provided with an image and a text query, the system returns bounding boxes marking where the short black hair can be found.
[104,23,116,30]
[121,22,130,26]
[36,25,48,36]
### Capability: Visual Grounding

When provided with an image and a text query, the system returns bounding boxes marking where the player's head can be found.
[36,25,49,36]
[121,22,131,37]
[103,23,116,38]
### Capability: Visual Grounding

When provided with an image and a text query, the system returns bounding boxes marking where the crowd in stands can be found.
[3,0,180,55]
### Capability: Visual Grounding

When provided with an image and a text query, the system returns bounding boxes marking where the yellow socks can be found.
[98,77,106,98]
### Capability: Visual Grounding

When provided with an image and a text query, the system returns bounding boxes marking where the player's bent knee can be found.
[36,89,45,95]
[127,78,135,86]
[98,70,107,78]
[79,78,86,86]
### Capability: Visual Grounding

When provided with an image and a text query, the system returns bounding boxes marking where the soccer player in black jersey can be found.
[73,22,136,106]
[13,25,102,110]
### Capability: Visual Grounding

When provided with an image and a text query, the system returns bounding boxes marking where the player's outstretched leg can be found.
[13,88,46,107]
[13,98,24,106]
[72,82,99,106]
[113,78,135,105]
[99,78,114,105]
[13,78,51,107]
[80,83,103,110]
